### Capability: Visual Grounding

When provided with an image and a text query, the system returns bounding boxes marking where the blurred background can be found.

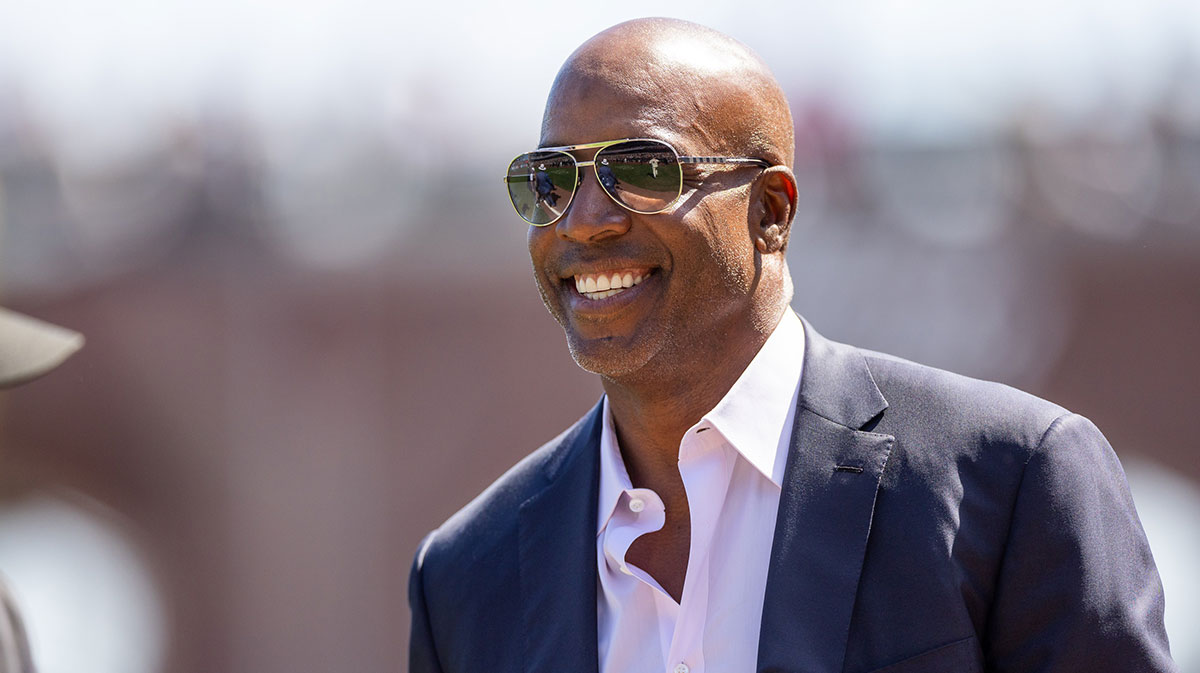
[0,1,1197,671]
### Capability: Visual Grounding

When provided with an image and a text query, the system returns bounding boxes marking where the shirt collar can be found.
[595,309,806,534]
[699,308,804,485]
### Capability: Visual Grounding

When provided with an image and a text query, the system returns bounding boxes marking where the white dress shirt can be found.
[596,309,806,673]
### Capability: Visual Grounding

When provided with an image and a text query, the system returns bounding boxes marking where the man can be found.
[0,306,84,672]
[410,18,1175,673]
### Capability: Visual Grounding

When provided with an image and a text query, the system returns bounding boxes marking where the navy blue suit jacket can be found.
[409,321,1175,672]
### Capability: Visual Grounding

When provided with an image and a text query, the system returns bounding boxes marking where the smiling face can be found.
[526,27,789,386]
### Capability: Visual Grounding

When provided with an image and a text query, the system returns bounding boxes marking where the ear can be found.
[752,166,797,254]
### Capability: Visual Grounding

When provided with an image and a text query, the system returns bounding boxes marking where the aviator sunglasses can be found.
[505,138,772,226]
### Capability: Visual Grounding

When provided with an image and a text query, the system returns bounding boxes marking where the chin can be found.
[564,333,657,380]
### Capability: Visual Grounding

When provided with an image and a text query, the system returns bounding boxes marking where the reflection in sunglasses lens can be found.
[595,141,681,214]
[507,151,576,225]
[506,140,685,225]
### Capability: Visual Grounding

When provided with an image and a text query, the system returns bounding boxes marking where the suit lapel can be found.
[518,405,602,673]
[758,321,895,673]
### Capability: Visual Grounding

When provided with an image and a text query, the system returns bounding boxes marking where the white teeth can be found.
[573,270,650,299]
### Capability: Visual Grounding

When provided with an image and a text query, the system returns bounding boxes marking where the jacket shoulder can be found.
[858,348,1069,451]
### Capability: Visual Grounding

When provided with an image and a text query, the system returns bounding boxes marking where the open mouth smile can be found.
[572,269,652,300]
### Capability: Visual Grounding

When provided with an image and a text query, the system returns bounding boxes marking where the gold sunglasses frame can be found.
[504,138,772,226]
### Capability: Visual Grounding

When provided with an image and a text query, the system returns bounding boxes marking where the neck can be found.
[601,302,786,480]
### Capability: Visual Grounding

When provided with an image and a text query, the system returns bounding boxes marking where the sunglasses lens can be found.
[506,151,577,225]
[594,140,682,213]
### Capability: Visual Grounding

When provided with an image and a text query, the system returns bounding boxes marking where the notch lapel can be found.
[758,322,895,673]
[518,405,602,673]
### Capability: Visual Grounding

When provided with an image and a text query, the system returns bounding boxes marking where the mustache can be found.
[546,245,663,276]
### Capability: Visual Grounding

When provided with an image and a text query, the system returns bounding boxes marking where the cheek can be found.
[692,194,757,294]
[526,229,562,310]
[713,236,756,295]
[527,227,554,280]
[526,225,544,258]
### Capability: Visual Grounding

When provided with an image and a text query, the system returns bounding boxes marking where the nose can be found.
[555,169,631,243]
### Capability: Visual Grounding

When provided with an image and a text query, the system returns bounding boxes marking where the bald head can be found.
[542,18,795,168]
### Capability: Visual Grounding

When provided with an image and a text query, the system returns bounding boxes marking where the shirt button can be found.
[674,664,690,673]
[628,498,645,513]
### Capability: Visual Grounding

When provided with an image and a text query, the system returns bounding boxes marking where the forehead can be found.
[539,67,718,155]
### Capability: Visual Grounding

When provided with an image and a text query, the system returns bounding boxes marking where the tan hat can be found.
[0,307,84,388]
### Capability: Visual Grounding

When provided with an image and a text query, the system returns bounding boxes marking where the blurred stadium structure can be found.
[0,2,1198,672]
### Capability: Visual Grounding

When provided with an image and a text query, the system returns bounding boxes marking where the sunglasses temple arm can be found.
[678,156,772,168]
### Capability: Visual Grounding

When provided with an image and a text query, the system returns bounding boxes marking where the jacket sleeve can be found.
[983,413,1177,672]
[409,533,446,673]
